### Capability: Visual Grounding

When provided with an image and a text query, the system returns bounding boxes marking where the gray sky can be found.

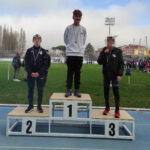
[0,0,150,50]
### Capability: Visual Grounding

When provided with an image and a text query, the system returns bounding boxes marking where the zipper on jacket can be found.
[107,52,111,63]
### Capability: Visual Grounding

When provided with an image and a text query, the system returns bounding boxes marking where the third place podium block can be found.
[7,93,135,140]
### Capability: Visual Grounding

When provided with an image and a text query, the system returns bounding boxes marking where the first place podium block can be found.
[50,93,92,120]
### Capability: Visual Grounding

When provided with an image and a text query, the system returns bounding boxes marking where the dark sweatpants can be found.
[66,56,83,89]
[103,77,120,112]
[27,75,46,107]
[13,67,20,79]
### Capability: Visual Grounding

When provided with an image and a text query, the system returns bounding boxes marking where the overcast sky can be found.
[0,0,150,50]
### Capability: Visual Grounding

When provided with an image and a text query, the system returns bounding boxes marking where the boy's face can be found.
[33,37,41,47]
[73,15,82,24]
[107,39,115,48]
[17,52,20,57]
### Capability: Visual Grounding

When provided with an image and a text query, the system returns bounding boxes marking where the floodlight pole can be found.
[109,25,111,35]
[145,36,148,55]
[105,17,115,36]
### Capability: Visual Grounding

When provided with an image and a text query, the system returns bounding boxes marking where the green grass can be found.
[0,62,150,108]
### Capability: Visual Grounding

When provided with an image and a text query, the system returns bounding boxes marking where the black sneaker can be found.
[25,105,34,113]
[74,89,81,97]
[37,105,43,113]
[65,89,72,97]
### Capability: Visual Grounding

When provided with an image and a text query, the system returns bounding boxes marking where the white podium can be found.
[6,93,135,140]
[50,93,92,119]
[6,107,50,136]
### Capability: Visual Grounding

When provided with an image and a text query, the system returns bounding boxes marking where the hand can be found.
[31,73,36,78]
[31,72,39,78]
[34,72,39,78]
[104,48,110,53]
[117,76,122,82]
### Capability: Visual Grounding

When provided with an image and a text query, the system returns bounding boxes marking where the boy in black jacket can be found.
[97,36,124,118]
[25,34,50,113]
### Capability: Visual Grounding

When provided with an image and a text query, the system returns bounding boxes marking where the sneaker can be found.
[13,79,20,82]
[74,89,81,97]
[37,105,43,113]
[65,89,72,97]
[25,105,34,113]
[103,108,110,115]
[115,110,120,118]
[13,79,17,82]
[16,79,21,82]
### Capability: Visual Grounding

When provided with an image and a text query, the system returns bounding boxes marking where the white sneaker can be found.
[13,79,20,82]
[13,79,17,82]
[16,79,21,82]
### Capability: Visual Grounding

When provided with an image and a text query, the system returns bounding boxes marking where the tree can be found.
[84,43,95,61]
[0,25,26,52]
[52,45,66,56]
[18,28,26,54]
[0,26,2,49]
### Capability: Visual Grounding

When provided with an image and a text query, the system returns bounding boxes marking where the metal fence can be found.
[0,50,17,58]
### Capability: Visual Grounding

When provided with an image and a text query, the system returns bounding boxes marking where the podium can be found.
[6,107,50,136]
[50,93,92,119]
[6,93,135,140]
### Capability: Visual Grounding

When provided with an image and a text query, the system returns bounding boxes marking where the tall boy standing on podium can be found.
[97,36,124,118]
[25,34,50,113]
[64,9,87,97]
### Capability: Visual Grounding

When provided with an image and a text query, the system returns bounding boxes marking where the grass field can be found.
[0,62,150,108]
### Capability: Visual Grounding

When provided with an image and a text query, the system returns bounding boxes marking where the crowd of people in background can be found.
[12,53,150,83]
[124,59,150,73]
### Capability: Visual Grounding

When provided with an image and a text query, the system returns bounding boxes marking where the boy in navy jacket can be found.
[25,34,50,113]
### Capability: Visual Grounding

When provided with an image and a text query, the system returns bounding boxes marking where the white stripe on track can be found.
[0,146,111,150]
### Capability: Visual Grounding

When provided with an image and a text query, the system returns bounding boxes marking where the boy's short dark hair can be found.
[107,36,115,42]
[73,9,82,17]
[33,34,42,40]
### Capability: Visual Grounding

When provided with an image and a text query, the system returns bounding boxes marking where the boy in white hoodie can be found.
[64,10,87,97]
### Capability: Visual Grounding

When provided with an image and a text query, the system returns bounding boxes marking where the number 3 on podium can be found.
[22,118,36,135]
[105,121,119,138]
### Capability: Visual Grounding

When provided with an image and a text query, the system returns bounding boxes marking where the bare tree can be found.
[0,25,2,49]
[0,25,26,52]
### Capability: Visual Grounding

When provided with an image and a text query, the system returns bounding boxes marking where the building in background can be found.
[119,44,150,56]
[95,44,150,58]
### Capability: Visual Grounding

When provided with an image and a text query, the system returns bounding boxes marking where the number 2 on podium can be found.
[22,118,35,135]
[26,120,32,134]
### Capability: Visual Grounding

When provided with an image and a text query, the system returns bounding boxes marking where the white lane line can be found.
[0,146,110,150]
[136,123,150,126]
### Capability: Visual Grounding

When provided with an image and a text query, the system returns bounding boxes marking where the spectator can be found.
[12,52,21,82]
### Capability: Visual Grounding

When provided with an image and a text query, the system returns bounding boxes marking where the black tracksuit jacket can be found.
[25,46,50,77]
[97,47,124,79]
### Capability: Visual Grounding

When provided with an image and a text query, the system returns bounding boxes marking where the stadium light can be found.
[105,17,115,35]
